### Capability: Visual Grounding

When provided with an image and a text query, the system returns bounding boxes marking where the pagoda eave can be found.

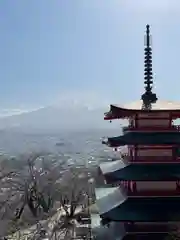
[104,104,180,120]
[103,131,180,147]
[96,187,180,222]
[104,105,135,120]
[99,161,180,182]
[99,199,180,222]
[100,209,180,222]
[103,172,180,183]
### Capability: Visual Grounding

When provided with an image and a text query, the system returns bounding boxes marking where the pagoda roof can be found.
[96,187,127,214]
[102,131,180,147]
[95,187,119,200]
[96,188,180,221]
[124,100,180,110]
[105,100,180,120]
[100,160,180,182]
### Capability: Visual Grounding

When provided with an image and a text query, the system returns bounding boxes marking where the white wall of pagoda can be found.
[128,112,173,130]
[137,112,170,119]
[119,180,180,196]
[128,145,177,162]
[137,119,169,127]
[136,147,172,156]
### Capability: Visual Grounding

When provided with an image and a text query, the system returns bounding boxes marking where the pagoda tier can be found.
[105,100,180,120]
[96,187,180,222]
[102,131,180,147]
[99,160,180,181]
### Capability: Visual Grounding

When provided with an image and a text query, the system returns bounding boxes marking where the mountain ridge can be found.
[0,105,115,131]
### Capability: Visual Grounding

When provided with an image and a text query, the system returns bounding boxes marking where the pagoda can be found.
[95,25,180,240]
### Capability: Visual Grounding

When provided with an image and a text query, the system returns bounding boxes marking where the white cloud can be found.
[0,107,42,118]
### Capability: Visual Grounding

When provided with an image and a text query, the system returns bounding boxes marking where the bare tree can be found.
[0,153,55,237]
[0,153,94,239]
[48,167,91,239]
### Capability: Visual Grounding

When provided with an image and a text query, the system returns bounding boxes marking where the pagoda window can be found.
[136,181,176,191]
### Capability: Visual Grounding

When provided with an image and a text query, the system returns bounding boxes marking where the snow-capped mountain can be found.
[0,105,116,131]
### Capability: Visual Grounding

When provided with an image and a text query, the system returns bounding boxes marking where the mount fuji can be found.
[0,104,114,132]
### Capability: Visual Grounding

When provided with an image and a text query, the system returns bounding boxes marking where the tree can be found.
[48,167,92,239]
[0,153,94,239]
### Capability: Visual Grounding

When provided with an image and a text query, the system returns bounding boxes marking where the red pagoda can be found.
[95,25,180,240]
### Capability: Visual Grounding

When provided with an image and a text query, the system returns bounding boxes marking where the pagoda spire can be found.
[141,24,158,110]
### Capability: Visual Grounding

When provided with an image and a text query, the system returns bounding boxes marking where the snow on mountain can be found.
[0,104,115,131]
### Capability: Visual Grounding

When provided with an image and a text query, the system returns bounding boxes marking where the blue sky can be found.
[0,0,180,115]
